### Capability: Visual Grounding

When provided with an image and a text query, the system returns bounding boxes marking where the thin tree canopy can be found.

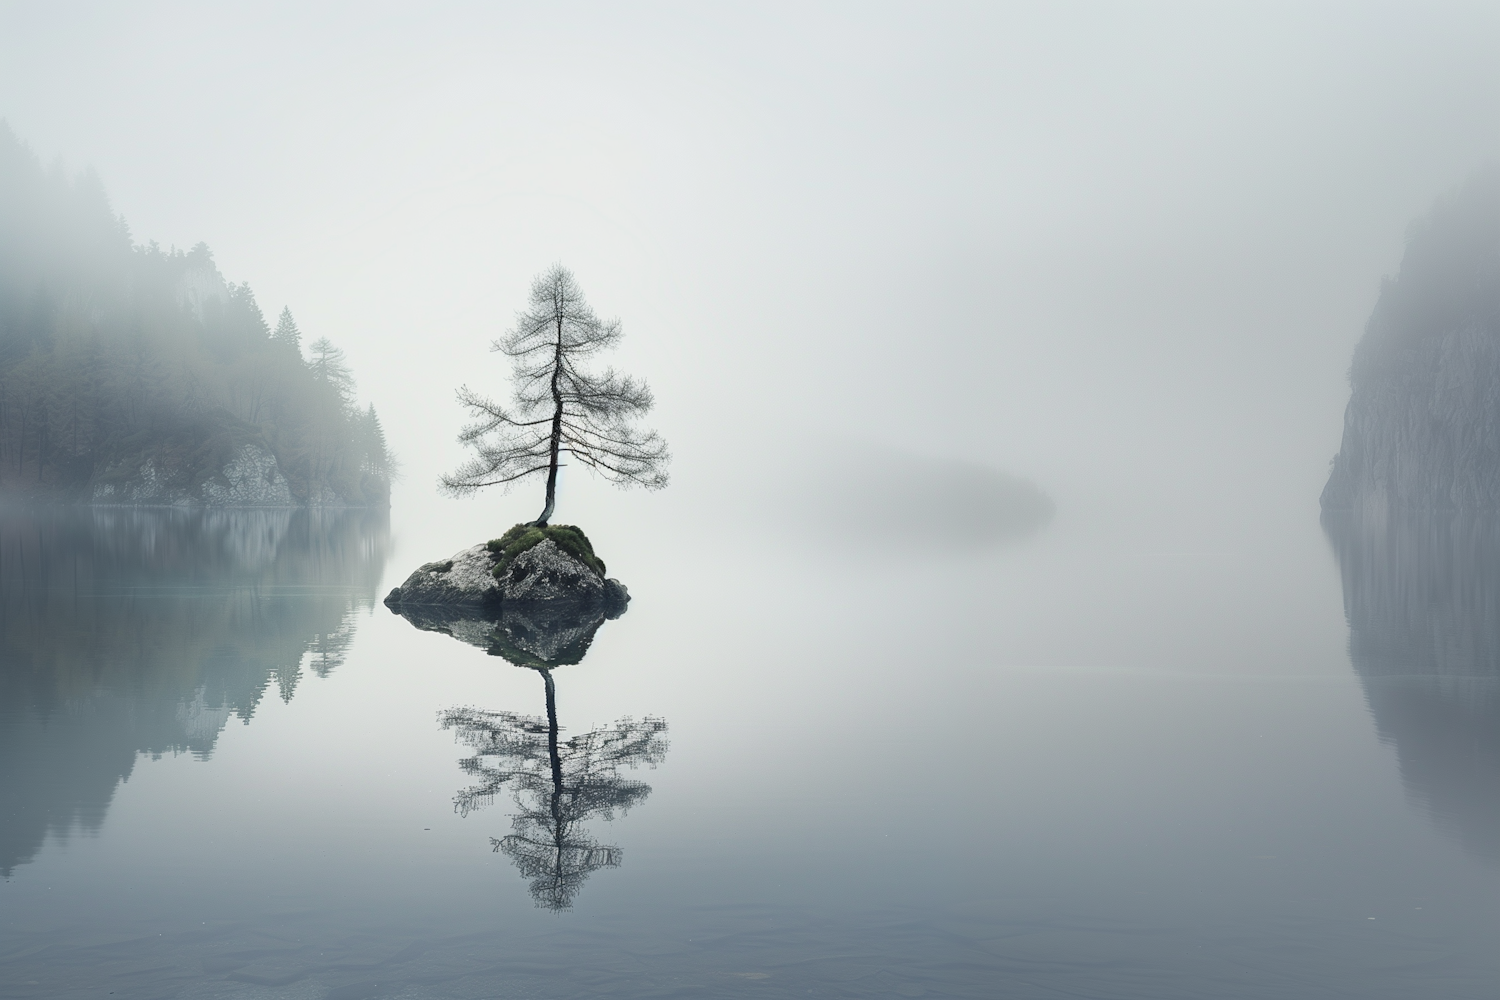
[440,265,668,525]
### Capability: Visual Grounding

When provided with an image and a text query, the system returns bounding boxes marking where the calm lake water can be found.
[3,488,1500,999]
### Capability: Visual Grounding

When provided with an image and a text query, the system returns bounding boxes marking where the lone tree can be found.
[440,265,668,525]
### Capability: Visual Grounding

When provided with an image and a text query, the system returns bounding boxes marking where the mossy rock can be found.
[486,523,606,581]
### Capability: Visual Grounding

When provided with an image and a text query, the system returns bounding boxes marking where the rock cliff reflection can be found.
[1326,512,1500,862]
[0,506,390,876]
[410,601,667,911]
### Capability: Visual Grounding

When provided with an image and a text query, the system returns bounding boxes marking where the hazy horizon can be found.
[9,8,1500,995]
[4,2,1497,555]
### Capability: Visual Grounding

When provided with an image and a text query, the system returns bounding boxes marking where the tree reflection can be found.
[1325,511,1500,862]
[418,599,667,910]
[441,675,666,910]
[0,506,390,877]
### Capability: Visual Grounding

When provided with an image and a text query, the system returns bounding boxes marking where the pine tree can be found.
[440,265,668,525]
[306,336,355,406]
[272,307,302,353]
[360,403,391,476]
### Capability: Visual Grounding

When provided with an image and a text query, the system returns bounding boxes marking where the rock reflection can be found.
[416,600,667,911]
[396,597,620,668]
[0,506,390,876]
[1326,512,1500,862]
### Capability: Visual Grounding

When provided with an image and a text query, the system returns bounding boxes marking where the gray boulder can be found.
[384,543,503,608]
[501,538,604,601]
[384,537,629,611]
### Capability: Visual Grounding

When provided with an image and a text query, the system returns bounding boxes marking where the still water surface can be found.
[3,495,1500,998]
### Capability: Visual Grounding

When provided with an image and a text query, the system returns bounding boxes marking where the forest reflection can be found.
[0,506,389,876]
[1326,512,1500,862]
[404,599,667,911]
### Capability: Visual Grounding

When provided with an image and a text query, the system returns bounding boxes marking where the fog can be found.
[3,2,1496,552]
[10,10,1500,992]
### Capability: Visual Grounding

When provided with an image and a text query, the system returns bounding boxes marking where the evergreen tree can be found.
[307,336,355,405]
[0,124,395,505]
[360,404,390,474]
[440,265,668,525]
[272,307,302,352]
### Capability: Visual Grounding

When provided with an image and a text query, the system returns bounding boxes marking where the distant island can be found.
[1323,170,1500,514]
[0,124,392,506]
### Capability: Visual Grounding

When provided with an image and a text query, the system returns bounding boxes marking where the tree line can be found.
[0,123,392,504]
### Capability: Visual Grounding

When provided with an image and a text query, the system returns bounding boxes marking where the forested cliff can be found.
[1323,170,1500,513]
[0,124,392,505]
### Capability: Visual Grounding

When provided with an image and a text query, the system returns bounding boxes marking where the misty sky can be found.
[2,2,1497,537]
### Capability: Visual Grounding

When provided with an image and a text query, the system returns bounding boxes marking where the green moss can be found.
[486,523,606,580]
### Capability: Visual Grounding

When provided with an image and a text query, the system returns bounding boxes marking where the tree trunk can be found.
[535,407,560,525]
[534,307,566,526]
[543,669,562,783]
[542,668,564,805]
[541,667,566,887]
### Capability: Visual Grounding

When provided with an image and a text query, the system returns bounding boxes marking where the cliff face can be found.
[1323,170,1500,514]
[90,444,293,506]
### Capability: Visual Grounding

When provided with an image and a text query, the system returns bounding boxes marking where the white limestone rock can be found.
[385,543,503,608]
[91,444,294,507]
[201,445,294,505]
[91,458,177,505]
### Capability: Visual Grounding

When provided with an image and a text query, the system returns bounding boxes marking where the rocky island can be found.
[387,521,651,911]
[1322,170,1500,514]
[384,524,630,656]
